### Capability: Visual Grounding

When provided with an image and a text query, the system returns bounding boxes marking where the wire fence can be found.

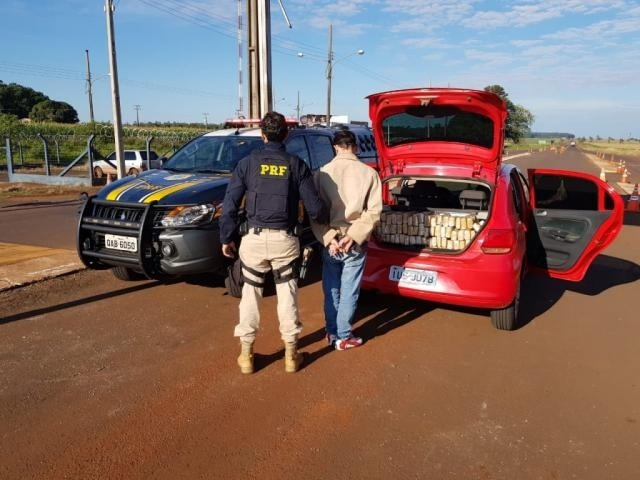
[1,130,204,171]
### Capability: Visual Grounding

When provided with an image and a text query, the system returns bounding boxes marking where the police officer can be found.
[219,111,328,374]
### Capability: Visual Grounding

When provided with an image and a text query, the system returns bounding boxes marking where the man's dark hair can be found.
[332,129,356,148]
[260,111,288,142]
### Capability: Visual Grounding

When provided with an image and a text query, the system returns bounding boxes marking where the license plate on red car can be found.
[389,266,438,288]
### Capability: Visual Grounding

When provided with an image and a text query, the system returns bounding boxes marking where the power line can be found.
[134,0,384,87]
[340,61,397,88]
[157,0,238,29]
[146,0,393,88]
[136,0,239,42]
[118,77,235,99]
[0,61,85,81]
[0,59,235,99]
[135,0,325,59]
[0,3,395,102]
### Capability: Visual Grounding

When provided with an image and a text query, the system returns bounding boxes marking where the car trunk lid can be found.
[367,88,507,182]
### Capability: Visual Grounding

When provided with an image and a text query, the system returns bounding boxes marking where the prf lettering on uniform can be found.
[260,164,288,176]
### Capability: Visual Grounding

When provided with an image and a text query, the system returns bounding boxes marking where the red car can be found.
[361,88,624,330]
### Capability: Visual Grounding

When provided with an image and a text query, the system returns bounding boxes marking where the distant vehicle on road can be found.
[92,149,162,178]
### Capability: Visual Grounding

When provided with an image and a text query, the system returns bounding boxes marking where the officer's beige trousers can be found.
[235,229,301,344]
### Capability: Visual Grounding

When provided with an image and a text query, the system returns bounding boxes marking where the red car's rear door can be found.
[526,169,624,281]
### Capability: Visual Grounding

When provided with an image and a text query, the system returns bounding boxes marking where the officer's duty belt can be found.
[251,226,289,234]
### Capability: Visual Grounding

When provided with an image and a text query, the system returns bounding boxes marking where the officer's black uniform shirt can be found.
[219,142,328,245]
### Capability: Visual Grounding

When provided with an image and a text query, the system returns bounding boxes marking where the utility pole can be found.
[246,1,292,119]
[84,49,95,123]
[203,112,209,128]
[326,24,333,127]
[247,0,273,119]
[134,104,141,125]
[104,0,125,179]
[323,26,363,128]
[247,0,258,119]
[236,0,244,118]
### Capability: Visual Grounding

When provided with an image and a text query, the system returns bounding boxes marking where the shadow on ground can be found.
[517,253,640,329]
[0,278,164,325]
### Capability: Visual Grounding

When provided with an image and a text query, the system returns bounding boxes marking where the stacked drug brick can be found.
[376,210,484,250]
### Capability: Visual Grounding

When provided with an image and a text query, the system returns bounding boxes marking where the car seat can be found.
[391,180,438,209]
[459,189,488,210]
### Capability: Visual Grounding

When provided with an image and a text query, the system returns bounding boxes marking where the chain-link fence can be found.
[2,128,205,184]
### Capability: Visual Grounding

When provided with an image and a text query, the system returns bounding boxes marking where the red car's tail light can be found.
[481,229,515,254]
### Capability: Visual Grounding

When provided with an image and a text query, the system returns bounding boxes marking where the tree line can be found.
[0,80,78,124]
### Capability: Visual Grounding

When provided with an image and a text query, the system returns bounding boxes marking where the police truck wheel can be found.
[93,166,104,178]
[112,266,139,281]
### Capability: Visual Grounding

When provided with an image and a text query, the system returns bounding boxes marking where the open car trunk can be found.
[374,176,492,252]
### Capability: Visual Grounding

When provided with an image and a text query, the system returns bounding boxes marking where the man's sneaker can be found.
[325,333,337,347]
[334,336,363,351]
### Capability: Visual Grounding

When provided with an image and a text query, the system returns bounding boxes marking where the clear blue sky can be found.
[1,0,639,138]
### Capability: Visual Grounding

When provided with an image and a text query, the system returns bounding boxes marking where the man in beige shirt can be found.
[311,129,382,350]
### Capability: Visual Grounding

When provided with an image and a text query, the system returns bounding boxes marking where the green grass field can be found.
[503,137,640,158]
[577,140,640,158]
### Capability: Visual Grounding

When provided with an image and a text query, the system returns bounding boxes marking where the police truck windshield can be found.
[163,136,264,173]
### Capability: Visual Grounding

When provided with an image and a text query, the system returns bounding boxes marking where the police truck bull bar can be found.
[77,196,158,278]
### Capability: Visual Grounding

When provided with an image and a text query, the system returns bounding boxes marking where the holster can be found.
[291,223,303,237]
[272,258,300,284]
[238,220,249,237]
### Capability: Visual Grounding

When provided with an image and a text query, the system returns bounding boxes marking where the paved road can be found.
[1,149,639,479]
[0,194,86,290]
[0,197,81,249]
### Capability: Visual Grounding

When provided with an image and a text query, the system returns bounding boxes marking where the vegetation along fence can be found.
[1,124,206,186]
